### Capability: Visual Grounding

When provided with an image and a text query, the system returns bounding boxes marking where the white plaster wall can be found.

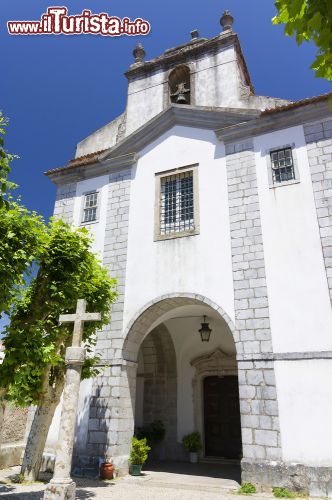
[194,45,240,108]
[72,174,109,259]
[254,126,332,353]
[123,125,235,330]
[275,359,332,465]
[76,114,125,158]
[45,399,62,450]
[126,68,166,136]
[165,309,236,441]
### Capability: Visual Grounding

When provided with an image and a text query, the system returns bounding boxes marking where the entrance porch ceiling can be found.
[147,304,224,335]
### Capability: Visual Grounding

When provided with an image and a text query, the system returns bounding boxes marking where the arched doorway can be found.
[123,294,242,463]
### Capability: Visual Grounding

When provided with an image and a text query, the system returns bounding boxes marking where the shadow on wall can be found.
[135,324,181,461]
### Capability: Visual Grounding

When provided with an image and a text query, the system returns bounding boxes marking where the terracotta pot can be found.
[100,462,114,480]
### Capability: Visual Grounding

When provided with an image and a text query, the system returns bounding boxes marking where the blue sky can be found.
[0,1,331,333]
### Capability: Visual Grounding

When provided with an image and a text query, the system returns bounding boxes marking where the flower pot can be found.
[189,452,198,463]
[130,464,142,476]
[100,462,114,480]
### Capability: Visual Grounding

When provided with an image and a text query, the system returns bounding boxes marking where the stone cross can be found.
[59,299,102,347]
[44,299,101,500]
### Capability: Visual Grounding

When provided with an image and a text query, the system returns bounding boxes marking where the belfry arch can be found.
[168,65,191,105]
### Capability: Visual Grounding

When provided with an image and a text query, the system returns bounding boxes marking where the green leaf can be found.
[273,0,332,81]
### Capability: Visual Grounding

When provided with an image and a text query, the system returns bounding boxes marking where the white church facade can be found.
[45,12,332,496]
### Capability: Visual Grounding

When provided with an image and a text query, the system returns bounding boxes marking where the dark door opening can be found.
[203,375,242,459]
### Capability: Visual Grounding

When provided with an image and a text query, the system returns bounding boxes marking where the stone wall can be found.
[53,183,77,223]
[73,168,133,476]
[138,324,178,460]
[225,140,282,464]
[95,169,132,363]
[1,406,29,445]
[304,119,332,306]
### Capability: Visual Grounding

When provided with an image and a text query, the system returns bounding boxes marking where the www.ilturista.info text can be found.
[7,7,151,36]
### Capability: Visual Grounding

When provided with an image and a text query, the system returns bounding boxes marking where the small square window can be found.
[270,147,295,183]
[82,192,98,223]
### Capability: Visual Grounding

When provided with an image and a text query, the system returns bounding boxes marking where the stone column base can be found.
[242,458,332,498]
[44,479,76,500]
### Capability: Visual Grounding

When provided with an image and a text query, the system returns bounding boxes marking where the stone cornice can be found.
[46,105,260,184]
[216,100,332,144]
[125,32,254,93]
[100,105,259,161]
[46,153,137,185]
[237,351,332,362]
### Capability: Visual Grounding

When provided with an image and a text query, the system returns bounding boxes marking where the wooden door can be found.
[203,375,242,459]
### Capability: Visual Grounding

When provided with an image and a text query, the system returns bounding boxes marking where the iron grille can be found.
[160,171,194,235]
[270,148,295,183]
[82,192,98,223]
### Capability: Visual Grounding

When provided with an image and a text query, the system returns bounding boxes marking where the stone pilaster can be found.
[95,169,132,361]
[304,119,332,306]
[225,140,282,464]
[80,168,133,475]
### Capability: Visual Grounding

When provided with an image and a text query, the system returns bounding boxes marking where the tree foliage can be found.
[0,202,45,316]
[273,0,332,81]
[0,113,18,208]
[0,219,117,406]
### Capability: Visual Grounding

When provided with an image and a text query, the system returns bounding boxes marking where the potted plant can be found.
[182,431,202,463]
[99,455,114,480]
[135,420,166,460]
[129,437,151,476]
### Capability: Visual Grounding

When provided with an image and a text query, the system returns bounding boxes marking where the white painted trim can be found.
[154,164,200,241]
[79,189,101,226]
[265,142,300,188]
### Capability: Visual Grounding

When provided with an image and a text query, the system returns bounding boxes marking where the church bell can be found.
[176,92,187,104]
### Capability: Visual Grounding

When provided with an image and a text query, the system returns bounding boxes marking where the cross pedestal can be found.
[44,299,101,500]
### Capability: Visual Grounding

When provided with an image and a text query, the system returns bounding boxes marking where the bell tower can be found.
[124,11,257,135]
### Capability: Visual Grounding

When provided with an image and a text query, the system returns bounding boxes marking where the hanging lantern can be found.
[198,315,212,342]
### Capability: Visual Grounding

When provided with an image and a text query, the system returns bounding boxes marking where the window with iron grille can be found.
[160,171,194,235]
[82,192,98,223]
[270,147,295,183]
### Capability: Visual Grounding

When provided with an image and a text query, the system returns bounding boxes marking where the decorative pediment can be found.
[191,347,236,375]
[46,105,260,184]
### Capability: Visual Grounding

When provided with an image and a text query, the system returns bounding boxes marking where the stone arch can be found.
[93,293,280,475]
[169,65,191,105]
[122,293,237,364]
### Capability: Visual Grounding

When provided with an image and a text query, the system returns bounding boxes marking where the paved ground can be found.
[0,463,322,499]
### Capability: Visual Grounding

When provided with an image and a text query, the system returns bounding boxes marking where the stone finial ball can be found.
[220,10,234,31]
[133,43,146,62]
